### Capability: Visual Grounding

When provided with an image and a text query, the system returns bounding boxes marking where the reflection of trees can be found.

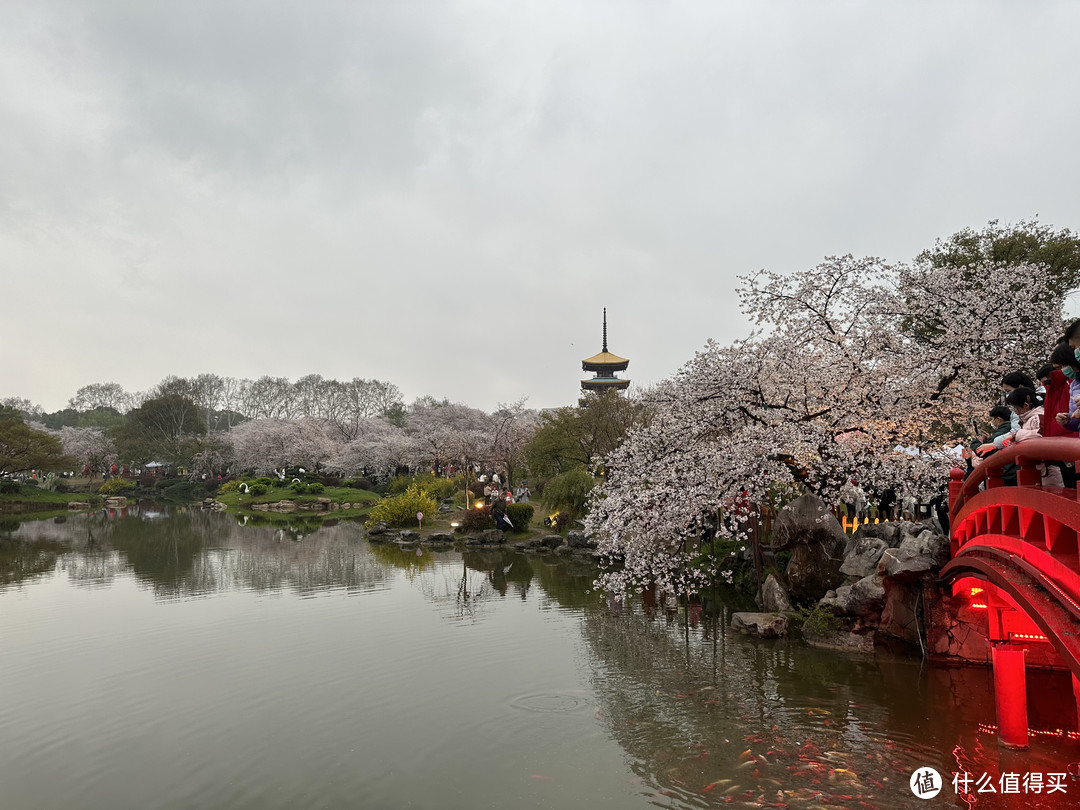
[0,536,63,589]
[578,602,978,806]
[0,510,390,599]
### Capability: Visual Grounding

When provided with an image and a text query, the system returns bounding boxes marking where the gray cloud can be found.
[3,1,1080,412]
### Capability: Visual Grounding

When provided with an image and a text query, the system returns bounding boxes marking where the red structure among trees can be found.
[943,438,1080,749]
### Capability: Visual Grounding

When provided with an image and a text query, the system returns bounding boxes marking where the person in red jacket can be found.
[1039,359,1077,486]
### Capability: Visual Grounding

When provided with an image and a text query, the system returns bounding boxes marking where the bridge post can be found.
[1074,675,1080,729]
[992,645,1029,749]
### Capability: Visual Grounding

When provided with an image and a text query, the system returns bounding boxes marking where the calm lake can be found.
[1,507,1078,809]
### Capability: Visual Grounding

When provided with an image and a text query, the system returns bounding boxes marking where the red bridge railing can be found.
[942,437,1080,748]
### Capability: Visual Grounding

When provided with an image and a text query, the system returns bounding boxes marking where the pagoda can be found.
[581,308,630,392]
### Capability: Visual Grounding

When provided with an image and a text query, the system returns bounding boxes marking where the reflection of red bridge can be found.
[944,438,1080,749]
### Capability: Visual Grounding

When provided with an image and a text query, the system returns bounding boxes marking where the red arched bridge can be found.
[944,437,1080,749]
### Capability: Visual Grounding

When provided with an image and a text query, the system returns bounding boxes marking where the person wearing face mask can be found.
[1039,351,1078,485]
[1052,342,1080,433]
[1008,386,1065,487]
[977,371,1036,454]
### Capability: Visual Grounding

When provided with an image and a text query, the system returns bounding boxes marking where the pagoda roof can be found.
[582,351,629,371]
[581,377,631,391]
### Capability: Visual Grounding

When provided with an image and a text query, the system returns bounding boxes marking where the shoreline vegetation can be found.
[0,474,551,542]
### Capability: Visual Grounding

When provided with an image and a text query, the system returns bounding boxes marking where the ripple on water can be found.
[509,691,590,714]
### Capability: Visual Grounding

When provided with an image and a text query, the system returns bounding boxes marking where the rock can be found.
[104,497,127,508]
[438,503,453,513]
[67,501,91,510]
[803,626,875,653]
[786,541,846,602]
[770,494,847,552]
[876,527,947,583]
[342,503,351,510]
[760,574,793,612]
[844,521,905,554]
[553,544,572,556]
[424,532,455,544]
[540,535,564,550]
[731,612,788,638]
[897,526,949,567]
[366,521,390,536]
[566,530,589,549]
[329,502,339,512]
[840,537,888,578]
[476,529,505,545]
[820,574,885,619]
[271,500,297,513]
[773,494,847,602]
[878,582,921,644]
[399,530,421,543]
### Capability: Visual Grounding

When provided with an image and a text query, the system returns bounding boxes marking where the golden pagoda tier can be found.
[581,309,630,392]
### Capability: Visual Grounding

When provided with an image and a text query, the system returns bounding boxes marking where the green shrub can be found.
[342,477,373,491]
[457,505,495,533]
[0,481,19,495]
[100,477,137,495]
[505,503,534,533]
[290,482,308,494]
[218,480,239,495]
[250,483,268,496]
[541,469,595,521]
[365,484,438,528]
[797,603,841,635]
[306,482,325,494]
[387,475,412,495]
[256,477,275,487]
[160,481,204,503]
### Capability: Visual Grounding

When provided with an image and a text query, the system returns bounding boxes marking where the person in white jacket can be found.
[1006,386,1064,487]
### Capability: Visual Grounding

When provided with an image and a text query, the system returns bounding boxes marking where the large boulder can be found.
[786,541,847,602]
[803,625,875,654]
[424,532,455,544]
[877,527,948,582]
[760,574,793,612]
[842,521,906,555]
[770,494,847,552]
[731,612,788,638]
[539,535,565,550]
[566,530,589,549]
[840,536,888,578]
[878,582,921,644]
[774,494,848,602]
[821,574,886,620]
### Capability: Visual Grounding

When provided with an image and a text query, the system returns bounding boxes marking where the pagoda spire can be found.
[581,308,630,392]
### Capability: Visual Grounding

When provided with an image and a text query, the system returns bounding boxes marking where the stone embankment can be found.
[730,493,959,659]
[365,523,600,556]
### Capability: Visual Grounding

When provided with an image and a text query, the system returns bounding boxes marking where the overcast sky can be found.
[4,1,1080,414]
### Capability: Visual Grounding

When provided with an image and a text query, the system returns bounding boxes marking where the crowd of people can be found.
[476,470,531,531]
[962,318,1080,486]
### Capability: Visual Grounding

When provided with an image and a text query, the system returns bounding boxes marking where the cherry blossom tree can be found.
[59,426,117,477]
[588,254,1067,599]
[227,417,340,475]
[329,417,422,479]
[489,399,539,486]
[405,401,492,475]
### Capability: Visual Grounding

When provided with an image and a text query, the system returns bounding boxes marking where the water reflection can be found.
[0,509,387,599]
[2,512,1079,809]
